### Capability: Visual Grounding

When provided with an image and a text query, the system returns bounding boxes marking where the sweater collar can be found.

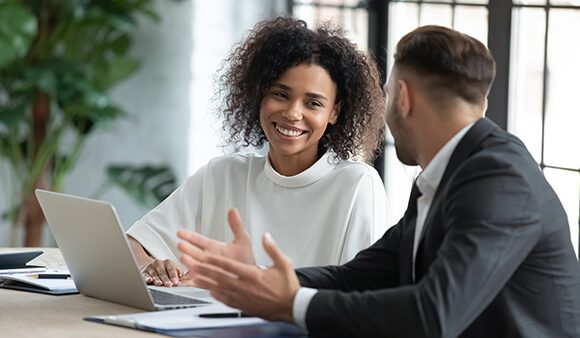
[264,151,334,188]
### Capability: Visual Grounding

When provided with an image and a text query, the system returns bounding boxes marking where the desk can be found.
[1,248,159,338]
[0,248,307,338]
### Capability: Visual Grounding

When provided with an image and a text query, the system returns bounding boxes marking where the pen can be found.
[198,312,254,318]
[34,273,71,279]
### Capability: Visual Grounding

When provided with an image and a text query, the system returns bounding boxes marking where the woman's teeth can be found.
[276,125,303,137]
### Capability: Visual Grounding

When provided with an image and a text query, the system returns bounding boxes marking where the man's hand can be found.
[186,232,300,323]
[177,208,256,266]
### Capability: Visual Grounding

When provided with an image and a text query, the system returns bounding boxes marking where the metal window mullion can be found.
[486,0,512,130]
[391,0,491,6]
[540,5,550,170]
[368,0,389,180]
[543,164,580,174]
[286,0,294,16]
[292,0,365,10]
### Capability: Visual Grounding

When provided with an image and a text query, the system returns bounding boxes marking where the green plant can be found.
[0,0,161,246]
[94,164,177,208]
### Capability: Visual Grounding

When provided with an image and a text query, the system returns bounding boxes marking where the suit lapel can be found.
[413,118,498,278]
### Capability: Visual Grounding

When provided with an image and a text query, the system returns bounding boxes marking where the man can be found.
[176,25,580,337]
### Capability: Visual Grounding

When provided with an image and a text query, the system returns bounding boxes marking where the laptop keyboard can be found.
[149,288,209,306]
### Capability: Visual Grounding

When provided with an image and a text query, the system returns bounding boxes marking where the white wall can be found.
[64,0,195,231]
[188,0,287,174]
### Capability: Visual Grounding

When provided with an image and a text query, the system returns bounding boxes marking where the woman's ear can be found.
[329,102,341,125]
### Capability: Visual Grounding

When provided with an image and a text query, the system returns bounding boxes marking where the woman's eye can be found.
[308,101,323,108]
[272,91,287,99]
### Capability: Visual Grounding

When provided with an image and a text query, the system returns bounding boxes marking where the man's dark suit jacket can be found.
[297,118,580,338]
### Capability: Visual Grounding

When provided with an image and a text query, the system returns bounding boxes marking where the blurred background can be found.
[0,0,578,258]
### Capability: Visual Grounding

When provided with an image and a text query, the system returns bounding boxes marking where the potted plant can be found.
[0,0,175,246]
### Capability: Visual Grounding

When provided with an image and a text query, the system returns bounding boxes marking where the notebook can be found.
[85,303,307,337]
[86,303,266,331]
[35,189,212,310]
[0,250,46,274]
[0,272,78,295]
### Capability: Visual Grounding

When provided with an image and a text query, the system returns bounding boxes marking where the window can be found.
[510,1,580,255]
[291,0,580,256]
[383,0,489,240]
[291,0,369,49]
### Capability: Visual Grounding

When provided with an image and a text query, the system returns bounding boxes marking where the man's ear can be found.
[398,79,412,118]
[329,102,341,125]
[482,98,488,116]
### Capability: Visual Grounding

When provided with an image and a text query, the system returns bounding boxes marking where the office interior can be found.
[0,0,578,259]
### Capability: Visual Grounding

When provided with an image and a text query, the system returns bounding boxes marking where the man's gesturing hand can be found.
[177,208,256,266]
[188,232,300,323]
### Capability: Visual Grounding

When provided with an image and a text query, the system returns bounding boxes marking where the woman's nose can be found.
[282,102,303,121]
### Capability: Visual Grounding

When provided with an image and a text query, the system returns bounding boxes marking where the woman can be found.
[127,16,387,287]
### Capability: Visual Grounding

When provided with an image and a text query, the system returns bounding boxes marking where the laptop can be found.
[35,189,211,311]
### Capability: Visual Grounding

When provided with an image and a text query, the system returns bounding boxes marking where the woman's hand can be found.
[141,258,183,287]
[128,236,184,287]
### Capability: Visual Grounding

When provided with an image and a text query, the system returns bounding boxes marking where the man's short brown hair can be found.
[394,25,496,106]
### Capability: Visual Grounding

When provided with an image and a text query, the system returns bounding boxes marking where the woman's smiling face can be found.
[260,64,339,174]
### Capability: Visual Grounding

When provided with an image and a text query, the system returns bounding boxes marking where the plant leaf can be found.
[106,164,177,207]
[0,2,37,68]
[93,56,141,90]
[0,103,28,125]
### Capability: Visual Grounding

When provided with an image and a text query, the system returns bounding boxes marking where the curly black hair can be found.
[216,16,385,162]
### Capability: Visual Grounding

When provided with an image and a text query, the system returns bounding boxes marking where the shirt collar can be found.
[416,122,475,196]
